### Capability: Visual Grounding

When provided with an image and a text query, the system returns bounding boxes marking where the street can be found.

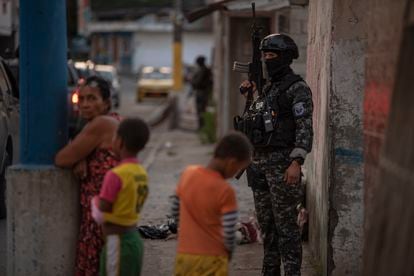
[2,0,412,274]
[116,75,316,275]
[0,75,173,276]
[0,75,317,275]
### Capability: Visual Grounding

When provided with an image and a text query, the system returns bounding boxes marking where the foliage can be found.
[198,110,216,144]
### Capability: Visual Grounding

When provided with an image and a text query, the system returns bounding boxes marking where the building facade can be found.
[211,0,308,137]
[85,11,213,73]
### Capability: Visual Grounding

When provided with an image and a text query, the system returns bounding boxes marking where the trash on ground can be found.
[137,216,177,240]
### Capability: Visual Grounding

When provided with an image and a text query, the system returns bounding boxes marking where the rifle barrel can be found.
[233,62,250,73]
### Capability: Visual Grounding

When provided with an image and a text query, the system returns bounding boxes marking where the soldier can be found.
[190,56,212,129]
[238,34,313,276]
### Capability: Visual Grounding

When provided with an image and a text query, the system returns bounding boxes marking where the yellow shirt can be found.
[99,158,148,226]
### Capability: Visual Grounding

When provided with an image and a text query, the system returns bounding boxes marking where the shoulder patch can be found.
[293,102,306,117]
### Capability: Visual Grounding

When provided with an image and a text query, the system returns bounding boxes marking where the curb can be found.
[145,94,176,127]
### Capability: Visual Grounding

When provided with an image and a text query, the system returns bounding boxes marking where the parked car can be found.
[0,57,19,219]
[136,66,173,102]
[74,60,96,80]
[95,64,121,108]
[67,60,84,138]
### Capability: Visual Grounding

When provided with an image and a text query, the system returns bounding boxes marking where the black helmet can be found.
[259,34,299,59]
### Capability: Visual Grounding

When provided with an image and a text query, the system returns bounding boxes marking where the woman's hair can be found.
[84,75,111,101]
[214,131,253,161]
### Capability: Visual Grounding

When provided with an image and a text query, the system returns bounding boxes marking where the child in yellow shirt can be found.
[91,118,150,276]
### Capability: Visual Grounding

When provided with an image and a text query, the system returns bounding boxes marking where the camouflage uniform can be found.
[246,74,313,276]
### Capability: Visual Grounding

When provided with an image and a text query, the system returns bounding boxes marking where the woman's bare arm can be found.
[54,116,113,168]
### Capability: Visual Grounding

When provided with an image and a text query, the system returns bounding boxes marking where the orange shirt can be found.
[176,165,238,256]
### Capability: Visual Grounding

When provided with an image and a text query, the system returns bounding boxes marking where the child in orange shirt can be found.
[171,132,253,276]
[91,118,150,276]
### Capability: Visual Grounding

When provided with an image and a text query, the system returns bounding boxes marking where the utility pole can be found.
[173,0,183,91]
[7,1,79,275]
[20,0,68,163]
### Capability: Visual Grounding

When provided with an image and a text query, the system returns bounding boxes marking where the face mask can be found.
[264,53,292,78]
[265,59,286,77]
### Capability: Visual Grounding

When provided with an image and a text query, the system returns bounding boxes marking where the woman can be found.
[55,76,121,276]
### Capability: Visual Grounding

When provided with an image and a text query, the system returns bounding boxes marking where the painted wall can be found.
[363,0,406,229]
[132,32,213,73]
[90,32,133,72]
[306,0,366,274]
[363,1,414,274]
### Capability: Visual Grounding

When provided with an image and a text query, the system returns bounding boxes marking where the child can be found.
[91,117,150,276]
[171,131,253,276]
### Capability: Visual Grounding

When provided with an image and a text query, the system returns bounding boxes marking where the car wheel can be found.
[0,151,12,219]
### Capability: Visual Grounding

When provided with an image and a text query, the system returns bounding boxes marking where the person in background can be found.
[55,76,121,276]
[171,132,253,276]
[91,117,150,276]
[190,55,212,129]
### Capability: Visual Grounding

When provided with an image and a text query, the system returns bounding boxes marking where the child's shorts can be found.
[100,231,143,276]
[174,253,228,276]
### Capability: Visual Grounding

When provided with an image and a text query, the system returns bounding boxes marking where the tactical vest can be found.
[234,74,302,148]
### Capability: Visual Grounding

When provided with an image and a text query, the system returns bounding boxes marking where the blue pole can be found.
[19,0,68,165]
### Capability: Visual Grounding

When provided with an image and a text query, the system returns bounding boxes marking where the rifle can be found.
[233,2,264,180]
[233,2,264,112]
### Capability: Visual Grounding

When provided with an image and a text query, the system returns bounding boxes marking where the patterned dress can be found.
[75,114,121,276]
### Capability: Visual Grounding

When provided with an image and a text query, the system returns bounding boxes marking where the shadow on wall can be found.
[362,8,414,276]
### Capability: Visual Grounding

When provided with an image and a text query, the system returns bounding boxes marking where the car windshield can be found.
[141,67,172,80]
[142,72,171,80]
[97,71,114,82]
[76,68,94,78]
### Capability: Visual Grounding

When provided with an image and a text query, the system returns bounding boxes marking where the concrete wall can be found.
[305,0,332,273]
[132,32,213,73]
[306,0,366,274]
[363,2,414,273]
[288,5,308,77]
[363,0,406,228]
[7,167,79,275]
[213,12,231,138]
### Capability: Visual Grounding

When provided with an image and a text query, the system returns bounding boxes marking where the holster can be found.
[246,165,268,191]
